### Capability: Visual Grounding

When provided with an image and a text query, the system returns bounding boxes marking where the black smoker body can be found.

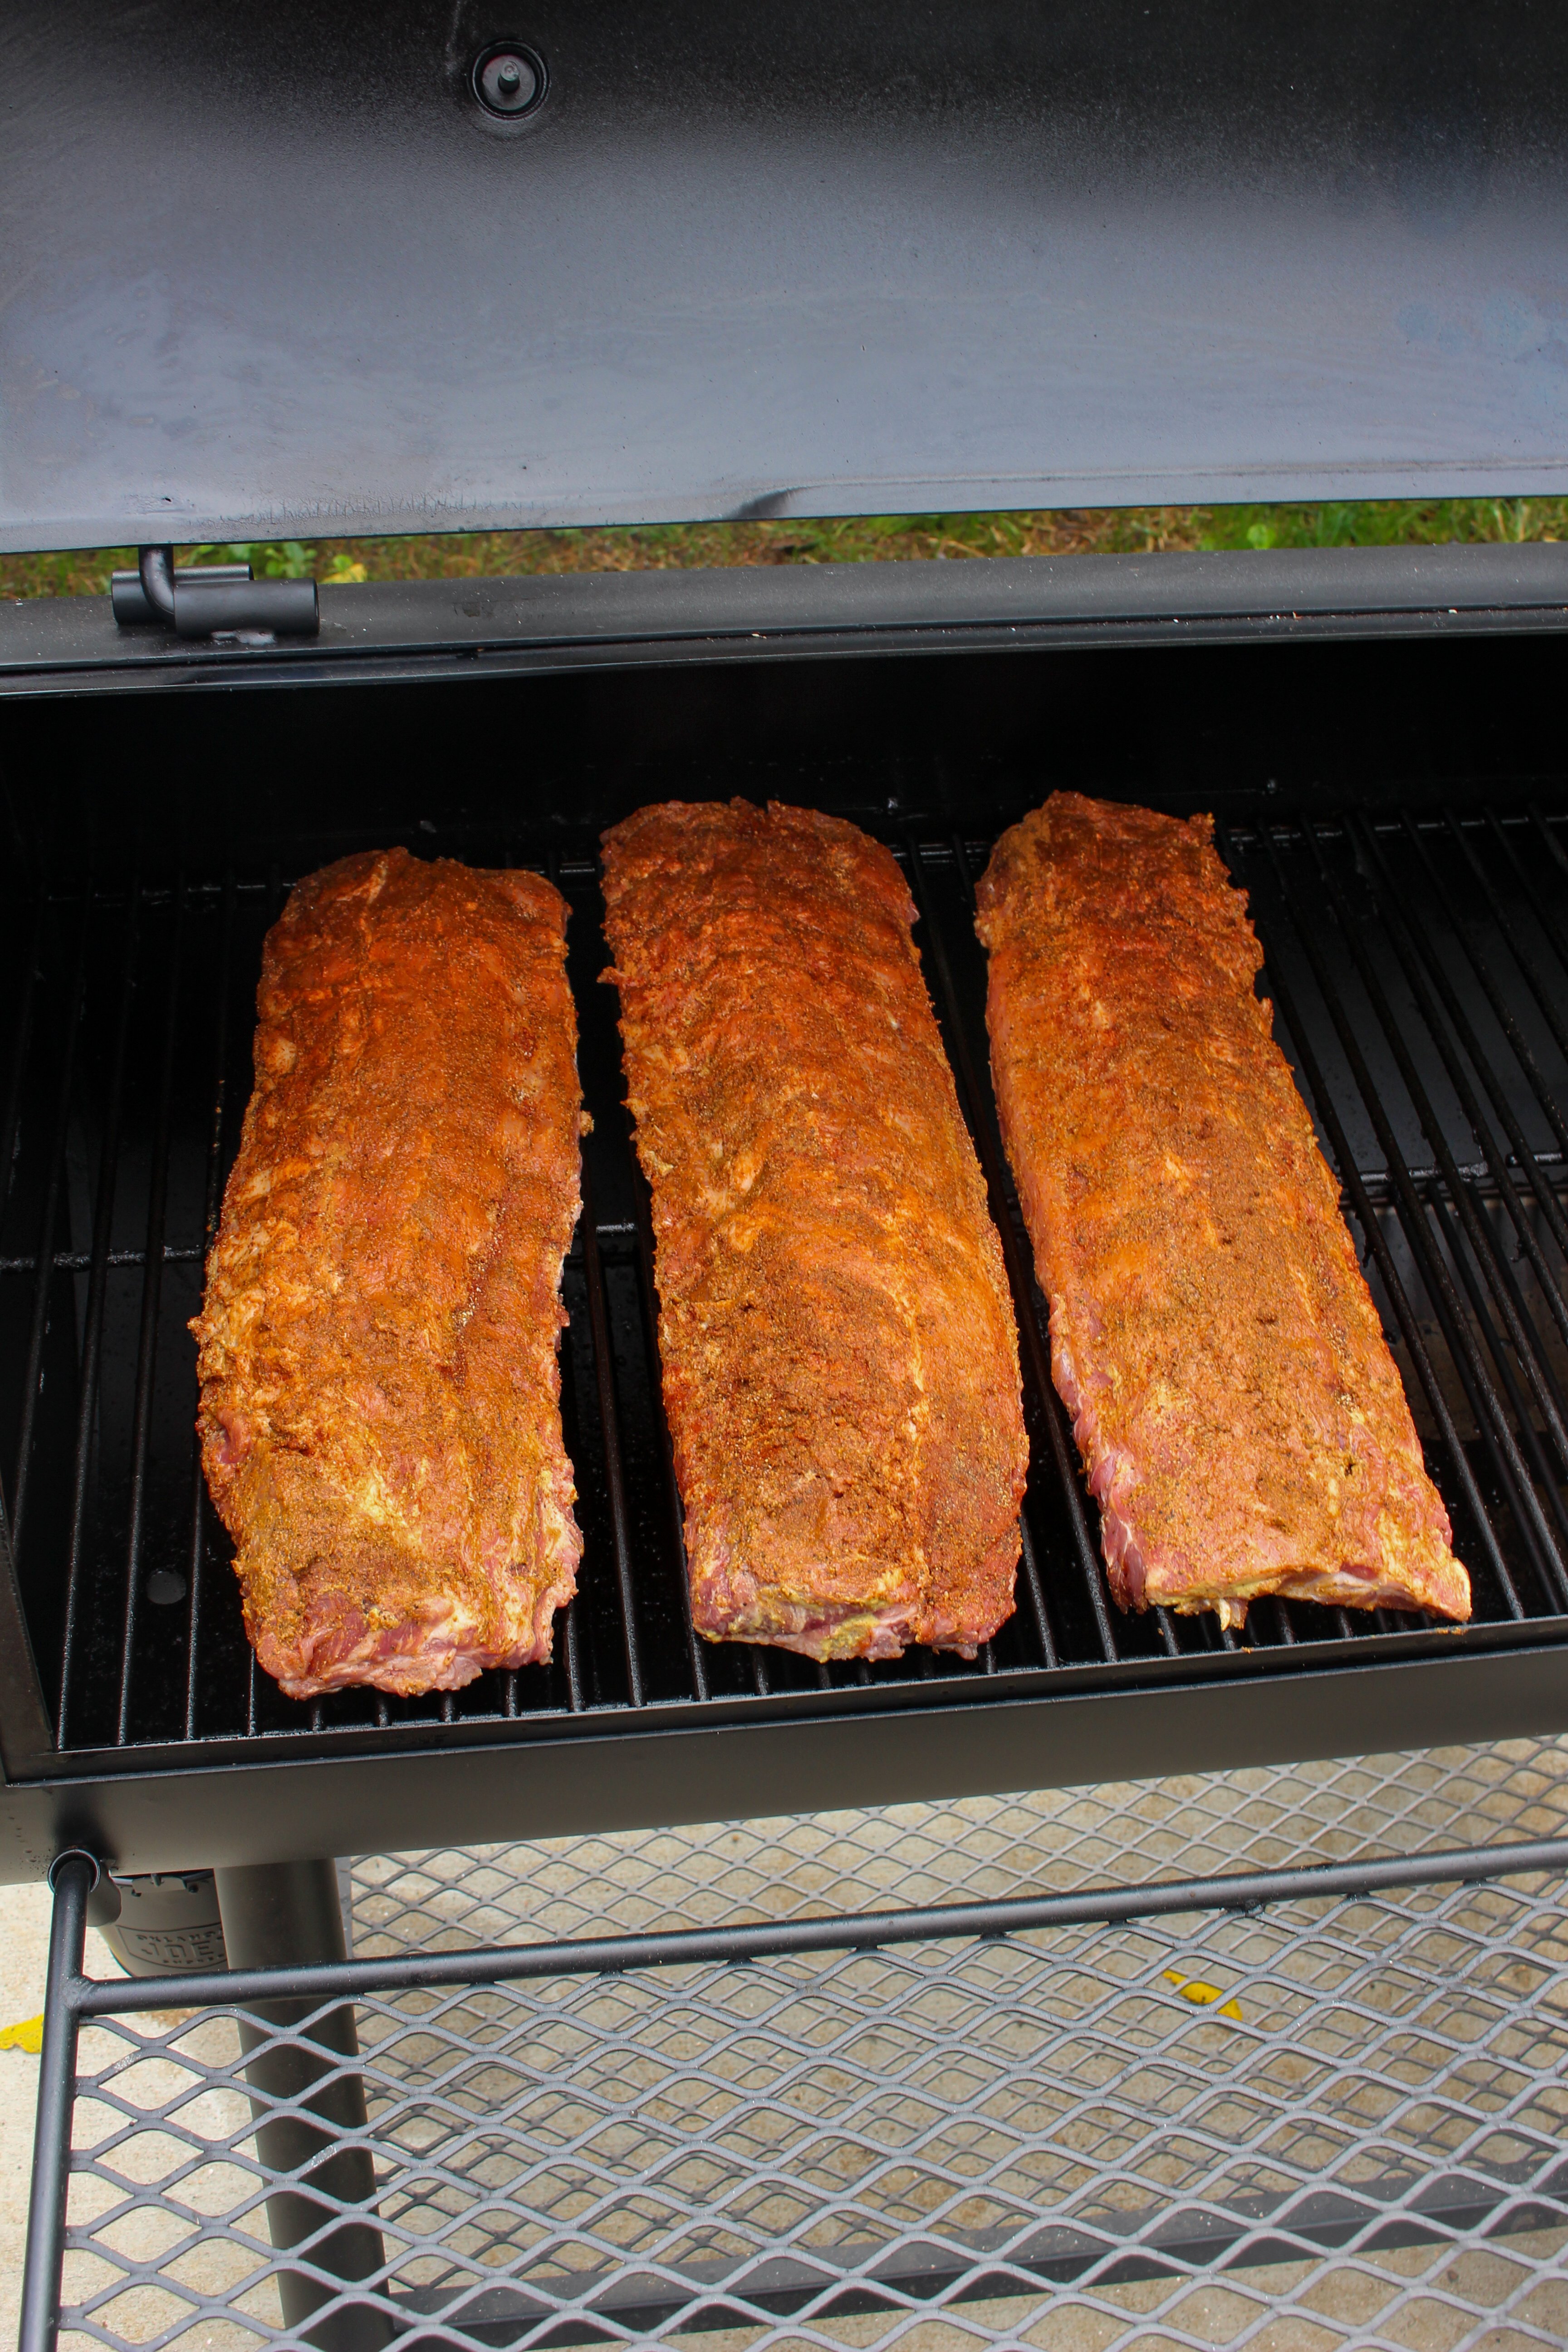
[3,550,1568,1878]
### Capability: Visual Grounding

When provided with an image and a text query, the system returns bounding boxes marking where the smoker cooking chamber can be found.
[2,609,1568,1875]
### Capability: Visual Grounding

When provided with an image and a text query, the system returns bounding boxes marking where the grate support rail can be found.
[21,1830,1568,2352]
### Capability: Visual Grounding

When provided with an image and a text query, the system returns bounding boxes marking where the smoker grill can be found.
[4,563,1568,1876]
[10,6,1568,2344]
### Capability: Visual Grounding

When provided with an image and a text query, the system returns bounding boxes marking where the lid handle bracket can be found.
[112,544,320,640]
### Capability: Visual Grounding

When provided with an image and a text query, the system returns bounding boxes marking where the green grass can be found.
[2,497,1562,602]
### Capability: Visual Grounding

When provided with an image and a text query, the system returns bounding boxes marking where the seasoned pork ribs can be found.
[976,792,1470,1630]
[601,799,1028,1660]
[192,849,585,1699]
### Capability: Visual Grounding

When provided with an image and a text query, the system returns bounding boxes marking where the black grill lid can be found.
[5,0,1568,553]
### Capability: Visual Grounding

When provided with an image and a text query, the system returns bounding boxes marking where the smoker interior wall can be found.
[1,628,1561,888]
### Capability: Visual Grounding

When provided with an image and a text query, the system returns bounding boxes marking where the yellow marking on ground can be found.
[1161,1969,1243,2021]
[0,2014,43,2053]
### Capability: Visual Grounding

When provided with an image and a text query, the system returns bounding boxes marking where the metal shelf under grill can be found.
[4,793,1568,1802]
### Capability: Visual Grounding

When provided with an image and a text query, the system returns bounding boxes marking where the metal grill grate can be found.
[3,800,1568,1767]
[48,1740,1568,2351]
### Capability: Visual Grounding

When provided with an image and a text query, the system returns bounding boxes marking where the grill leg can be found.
[215,1861,392,2352]
[19,1854,93,2352]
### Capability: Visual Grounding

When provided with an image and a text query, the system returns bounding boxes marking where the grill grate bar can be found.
[0,1247,203,1274]
[1449,809,1568,1078]
[559,1583,583,1713]
[1439,1185,1568,1533]
[1425,1182,1568,1570]
[1311,818,1568,1485]
[1363,818,1568,1364]
[578,1158,645,1710]
[0,899,48,1238]
[9,908,91,1562]
[185,874,237,1743]
[58,888,143,1746]
[1391,813,1568,1277]
[117,882,186,1746]
[1288,847,1561,1618]
[1529,800,1568,913]
[1456,1185,1567,1419]
[1420,823,1568,1171]
[1015,1516,1058,1669]
[1249,827,1541,1614]
[629,1164,709,1702]
[1485,811,1568,1123]
[553,1325,584,1714]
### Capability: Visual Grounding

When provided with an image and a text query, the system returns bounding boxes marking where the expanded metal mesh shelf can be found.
[3,797,1568,1774]
[49,1740,1568,2351]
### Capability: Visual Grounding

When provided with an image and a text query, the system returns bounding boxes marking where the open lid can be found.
[5,1,1568,553]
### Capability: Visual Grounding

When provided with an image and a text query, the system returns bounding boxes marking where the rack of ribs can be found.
[601,799,1028,1661]
[192,848,585,1699]
[977,792,1470,1630]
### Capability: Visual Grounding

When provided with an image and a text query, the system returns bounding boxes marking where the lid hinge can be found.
[112,545,319,642]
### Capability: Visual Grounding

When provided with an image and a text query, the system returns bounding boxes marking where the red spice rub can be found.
[976,792,1470,1628]
[192,848,584,1698]
[601,799,1028,1660]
